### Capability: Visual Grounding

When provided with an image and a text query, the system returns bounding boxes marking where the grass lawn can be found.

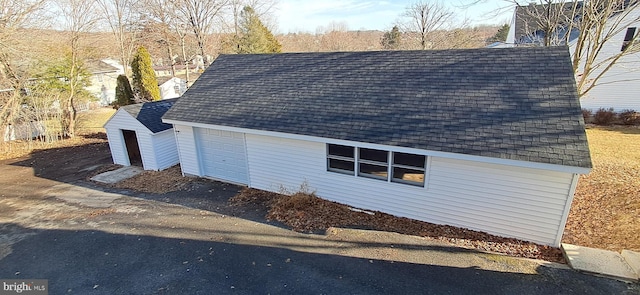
[563,126,640,252]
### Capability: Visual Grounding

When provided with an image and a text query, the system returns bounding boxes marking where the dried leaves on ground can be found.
[230,188,564,263]
[112,165,194,194]
[563,126,640,252]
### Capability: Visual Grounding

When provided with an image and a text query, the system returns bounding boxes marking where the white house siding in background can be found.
[578,48,640,110]
[173,123,579,246]
[504,6,640,111]
[510,7,640,110]
[575,5,640,111]
[159,77,187,100]
[104,109,178,171]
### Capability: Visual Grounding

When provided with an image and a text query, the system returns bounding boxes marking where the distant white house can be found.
[158,77,187,100]
[505,2,640,111]
[85,59,125,106]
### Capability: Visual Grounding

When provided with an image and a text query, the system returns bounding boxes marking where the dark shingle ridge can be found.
[123,98,177,133]
[163,47,592,169]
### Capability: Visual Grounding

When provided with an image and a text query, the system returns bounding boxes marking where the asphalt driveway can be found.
[0,142,637,294]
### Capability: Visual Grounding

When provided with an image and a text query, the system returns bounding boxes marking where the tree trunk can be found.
[181,35,190,86]
[167,45,175,77]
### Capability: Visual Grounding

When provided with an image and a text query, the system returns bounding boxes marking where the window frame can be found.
[622,27,637,51]
[391,152,426,187]
[357,147,389,181]
[326,144,355,175]
[326,144,428,187]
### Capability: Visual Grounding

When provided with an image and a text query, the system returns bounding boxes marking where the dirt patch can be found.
[230,188,565,263]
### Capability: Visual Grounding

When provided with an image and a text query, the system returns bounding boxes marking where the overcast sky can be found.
[274,0,514,33]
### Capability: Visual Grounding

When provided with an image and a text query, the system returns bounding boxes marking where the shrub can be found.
[618,109,640,125]
[582,109,592,123]
[593,108,616,125]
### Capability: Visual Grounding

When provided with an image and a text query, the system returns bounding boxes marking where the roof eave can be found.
[162,118,592,174]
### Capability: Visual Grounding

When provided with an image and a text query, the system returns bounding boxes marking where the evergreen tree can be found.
[381,26,402,50]
[131,46,160,101]
[114,74,134,107]
[489,24,510,43]
[236,6,282,54]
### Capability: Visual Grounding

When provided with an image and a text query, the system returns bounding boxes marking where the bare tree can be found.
[95,0,141,77]
[140,0,180,77]
[175,0,229,61]
[0,0,47,139]
[229,0,277,34]
[511,0,580,46]
[571,0,640,96]
[54,0,99,137]
[400,1,455,50]
[508,0,640,97]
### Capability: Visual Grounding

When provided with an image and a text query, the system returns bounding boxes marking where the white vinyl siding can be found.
[173,124,200,176]
[105,126,129,166]
[246,133,576,246]
[151,129,180,170]
[573,7,640,111]
[105,109,179,171]
[104,109,152,169]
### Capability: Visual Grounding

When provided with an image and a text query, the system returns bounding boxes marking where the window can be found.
[327,144,354,175]
[392,152,426,186]
[326,144,427,187]
[358,148,388,180]
[622,27,637,51]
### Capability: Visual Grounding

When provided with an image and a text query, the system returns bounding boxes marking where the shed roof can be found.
[163,47,591,169]
[123,98,177,133]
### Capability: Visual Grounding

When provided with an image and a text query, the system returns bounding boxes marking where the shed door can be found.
[195,128,248,185]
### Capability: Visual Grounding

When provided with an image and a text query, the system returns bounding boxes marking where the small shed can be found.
[105,99,179,171]
[163,48,592,246]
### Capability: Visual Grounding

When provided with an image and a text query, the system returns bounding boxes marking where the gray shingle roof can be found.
[123,98,177,133]
[163,47,592,169]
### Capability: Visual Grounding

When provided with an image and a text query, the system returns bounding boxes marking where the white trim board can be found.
[164,119,591,174]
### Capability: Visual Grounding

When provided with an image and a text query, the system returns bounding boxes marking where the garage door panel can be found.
[196,128,248,184]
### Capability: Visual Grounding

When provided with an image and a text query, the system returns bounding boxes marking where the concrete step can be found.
[622,250,640,280]
[90,166,143,184]
[562,243,638,283]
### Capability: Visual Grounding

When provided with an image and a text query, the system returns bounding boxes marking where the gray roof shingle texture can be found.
[163,47,592,169]
[123,98,177,133]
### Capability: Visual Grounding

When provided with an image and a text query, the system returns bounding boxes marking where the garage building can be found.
[162,48,592,246]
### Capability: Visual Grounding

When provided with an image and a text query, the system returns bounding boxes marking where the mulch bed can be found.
[230,188,565,263]
[106,165,196,194]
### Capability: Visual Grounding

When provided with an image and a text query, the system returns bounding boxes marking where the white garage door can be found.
[195,128,249,185]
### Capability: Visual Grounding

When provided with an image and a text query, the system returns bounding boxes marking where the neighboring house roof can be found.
[122,98,177,133]
[513,2,582,45]
[86,59,121,75]
[163,48,591,169]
